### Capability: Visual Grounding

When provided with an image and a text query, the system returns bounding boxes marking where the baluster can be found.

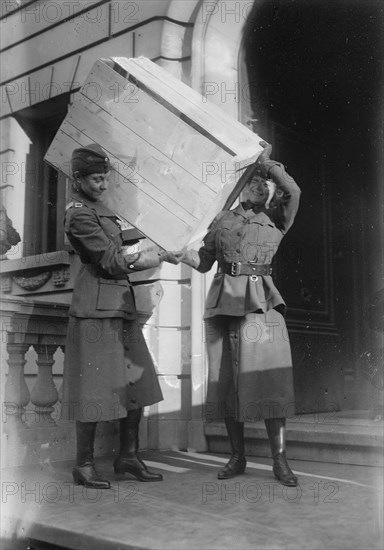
[30,344,59,426]
[4,342,30,431]
[57,344,65,405]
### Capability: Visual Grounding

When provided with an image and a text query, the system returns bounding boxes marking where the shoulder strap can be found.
[65,201,85,211]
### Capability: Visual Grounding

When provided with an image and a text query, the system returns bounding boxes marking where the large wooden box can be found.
[45,57,263,250]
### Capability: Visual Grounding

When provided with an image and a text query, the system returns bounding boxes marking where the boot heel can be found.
[238,462,246,474]
[72,472,83,486]
[113,464,124,475]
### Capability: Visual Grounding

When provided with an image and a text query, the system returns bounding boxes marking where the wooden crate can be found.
[45,57,263,250]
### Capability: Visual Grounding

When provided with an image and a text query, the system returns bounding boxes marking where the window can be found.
[13,93,70,255]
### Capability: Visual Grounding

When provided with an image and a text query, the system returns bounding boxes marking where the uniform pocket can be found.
[97,279,135,312]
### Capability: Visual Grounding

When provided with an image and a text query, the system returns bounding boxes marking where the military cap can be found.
[71,143,111,176]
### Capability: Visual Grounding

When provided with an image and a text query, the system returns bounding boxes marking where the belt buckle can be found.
[249,260,258,281]
[231,262,241,276]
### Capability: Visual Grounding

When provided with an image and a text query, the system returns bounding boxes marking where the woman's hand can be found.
[159,251,183,265]
[172,249,200,269]
[257,140,272,163]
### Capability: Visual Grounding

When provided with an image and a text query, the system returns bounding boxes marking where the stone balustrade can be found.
[1,297,69,432]
[0,252,203,467]
[0,251,74,466]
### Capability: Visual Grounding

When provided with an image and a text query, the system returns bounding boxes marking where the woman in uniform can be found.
[61,143,177,489]
[178,141,301,486]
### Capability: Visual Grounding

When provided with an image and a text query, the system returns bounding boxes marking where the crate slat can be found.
[80,60,231,193]
[45,57,264,250]
[111,57,259,152]
[67,97,215,222]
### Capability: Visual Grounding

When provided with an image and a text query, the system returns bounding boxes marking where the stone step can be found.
[204,411,384,467]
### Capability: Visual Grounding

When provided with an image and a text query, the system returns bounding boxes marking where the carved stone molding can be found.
[52,267,70,287]
[0,250,72,295]
[12,271,51,291]
[1,275,12,293]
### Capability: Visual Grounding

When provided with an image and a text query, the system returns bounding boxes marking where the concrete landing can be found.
[1,450,383,550]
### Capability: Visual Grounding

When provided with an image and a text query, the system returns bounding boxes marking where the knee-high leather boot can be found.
[72,421,111,489]
[217,417,247,480]
[265,417,298,486]
[113,408,163,482]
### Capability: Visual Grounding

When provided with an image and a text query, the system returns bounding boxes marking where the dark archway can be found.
[243,0,383,414]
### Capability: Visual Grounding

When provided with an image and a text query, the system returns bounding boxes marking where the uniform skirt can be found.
[204,309,295,422]
[60,316,163,422]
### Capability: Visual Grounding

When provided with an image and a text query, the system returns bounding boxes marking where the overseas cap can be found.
[71,143,111,176]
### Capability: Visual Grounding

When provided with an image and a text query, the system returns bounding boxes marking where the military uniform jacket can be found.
[64,190,136,319]
[196,161,301,318]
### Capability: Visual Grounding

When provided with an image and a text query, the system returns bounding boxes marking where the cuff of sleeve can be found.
[123,251,140,270]
[183,249,200,269]
[257,159,282,179]
[157,251,167,263]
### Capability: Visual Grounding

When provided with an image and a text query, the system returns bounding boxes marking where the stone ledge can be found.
[0,251,71,273]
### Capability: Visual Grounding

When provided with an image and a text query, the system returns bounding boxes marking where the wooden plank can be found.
[67,96,215,222]
[47,119,191,227]
[185,163,257,248]
[45,114,246,249]
[44,124,86,176]
[45,57,265,250]
[80,60,233,193]
[112,57,244,141]
[111,57,262,156]
[47,123,195,250]
[46,96,232,231]
[58,121,196,230]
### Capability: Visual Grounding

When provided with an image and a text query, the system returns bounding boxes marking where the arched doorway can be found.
[190,0,383,418]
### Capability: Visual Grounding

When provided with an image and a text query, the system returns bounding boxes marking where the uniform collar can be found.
[69,189,115,216]
[231,202,272,223]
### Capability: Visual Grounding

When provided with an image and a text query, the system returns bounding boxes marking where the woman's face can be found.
[242,175,269,206]
[76,172,110,201]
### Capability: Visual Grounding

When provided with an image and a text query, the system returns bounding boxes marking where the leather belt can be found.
[217,262,272,277]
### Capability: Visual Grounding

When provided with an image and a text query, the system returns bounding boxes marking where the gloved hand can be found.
[173,249,200,269]
[256,140,274,179]
[158,251,182,265]
[123,246,184,270]
[257,140,272,163]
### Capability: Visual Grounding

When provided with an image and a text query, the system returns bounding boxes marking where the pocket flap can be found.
[97,280,135,312]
